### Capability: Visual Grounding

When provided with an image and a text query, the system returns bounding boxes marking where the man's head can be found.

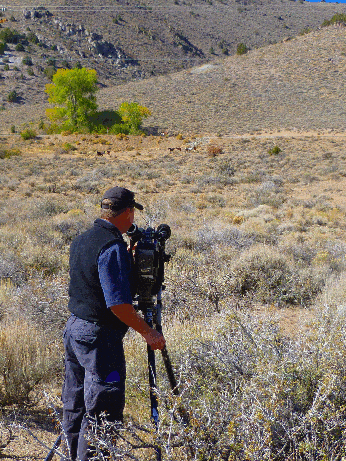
[100,186,143,233]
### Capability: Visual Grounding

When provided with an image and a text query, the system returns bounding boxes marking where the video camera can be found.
[127,224,171,304]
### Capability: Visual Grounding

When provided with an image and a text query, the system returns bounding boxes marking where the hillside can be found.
[96,24,346,135]
[0,0,346,132]
[0,23,346,135]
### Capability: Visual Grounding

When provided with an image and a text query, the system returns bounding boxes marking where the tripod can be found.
[138,288,183,461]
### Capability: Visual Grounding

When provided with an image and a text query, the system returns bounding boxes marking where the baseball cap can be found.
[101,186,143,211]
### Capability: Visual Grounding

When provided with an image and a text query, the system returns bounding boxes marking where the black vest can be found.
[68,218,129,332]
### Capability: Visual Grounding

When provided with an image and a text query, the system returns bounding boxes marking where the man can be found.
[62,186,165,461]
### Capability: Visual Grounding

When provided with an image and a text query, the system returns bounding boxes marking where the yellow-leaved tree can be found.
[118,102,151,134]
[45,68,98,131]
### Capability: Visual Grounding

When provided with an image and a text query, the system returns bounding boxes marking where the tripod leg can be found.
[147,344,160,428]
[143,304,162,461]
[44,434,62,461]
[160,347,190,426]
[161,346,179,395]
[147,345,162,461]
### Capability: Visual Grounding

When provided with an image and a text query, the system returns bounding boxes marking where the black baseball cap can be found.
[101,186,143,211]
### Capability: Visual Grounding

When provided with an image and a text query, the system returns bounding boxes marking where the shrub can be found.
[268,145,282,155]
[20,128,36,140]
[322,13,346,27]
[0,28,22,44]
[0,41,6,54]
[26,31,39,44]
[47,57,56,67]
[207,145,223,157]
[7,90,17,103]
[44,65,56,80]
[0,148,21,159]
[248,180,286,208]
[15,42,24,51]
[22,55,33,66]
[300,27,312,36]
[228,244,325,306]
[237,42,248,55]
[62,142,77,152]
[87,304,346,461]
[0,249,25,283]
[61,59,70,69]
[10,125,15,133]
[0,319,60,406]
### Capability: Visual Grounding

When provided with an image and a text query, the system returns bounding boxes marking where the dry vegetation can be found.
[0,130,345,459]
[0,5,346,459]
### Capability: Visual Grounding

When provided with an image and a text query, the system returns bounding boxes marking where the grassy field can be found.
[0,130,346,459]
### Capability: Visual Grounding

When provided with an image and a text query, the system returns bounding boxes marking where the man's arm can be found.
[111,304,166,350]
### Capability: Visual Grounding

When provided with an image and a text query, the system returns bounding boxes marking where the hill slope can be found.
[95,25,346,135]
[3,0,346,79]
[0,16,345,134]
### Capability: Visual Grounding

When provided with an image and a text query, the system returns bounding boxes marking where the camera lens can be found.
[157,224,171,240]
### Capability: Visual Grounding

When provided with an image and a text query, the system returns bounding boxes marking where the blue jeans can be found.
[62,315,126,461]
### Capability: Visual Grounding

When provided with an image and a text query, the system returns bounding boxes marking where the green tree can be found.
[45,68,98,130]
[0,28,22,44]
[118,101,151,134]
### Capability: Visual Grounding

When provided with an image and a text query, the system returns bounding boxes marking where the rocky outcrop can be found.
[23,8,52,19]
[49,18,135,66]
[23,13,137,69]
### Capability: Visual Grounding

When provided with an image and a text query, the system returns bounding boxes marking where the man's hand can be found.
[111,303,166,350]
[143,329,166,350]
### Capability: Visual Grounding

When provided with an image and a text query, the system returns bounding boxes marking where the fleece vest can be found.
[68,218,128,332]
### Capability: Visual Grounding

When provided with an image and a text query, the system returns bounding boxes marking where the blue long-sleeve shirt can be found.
[98,240,133,308]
